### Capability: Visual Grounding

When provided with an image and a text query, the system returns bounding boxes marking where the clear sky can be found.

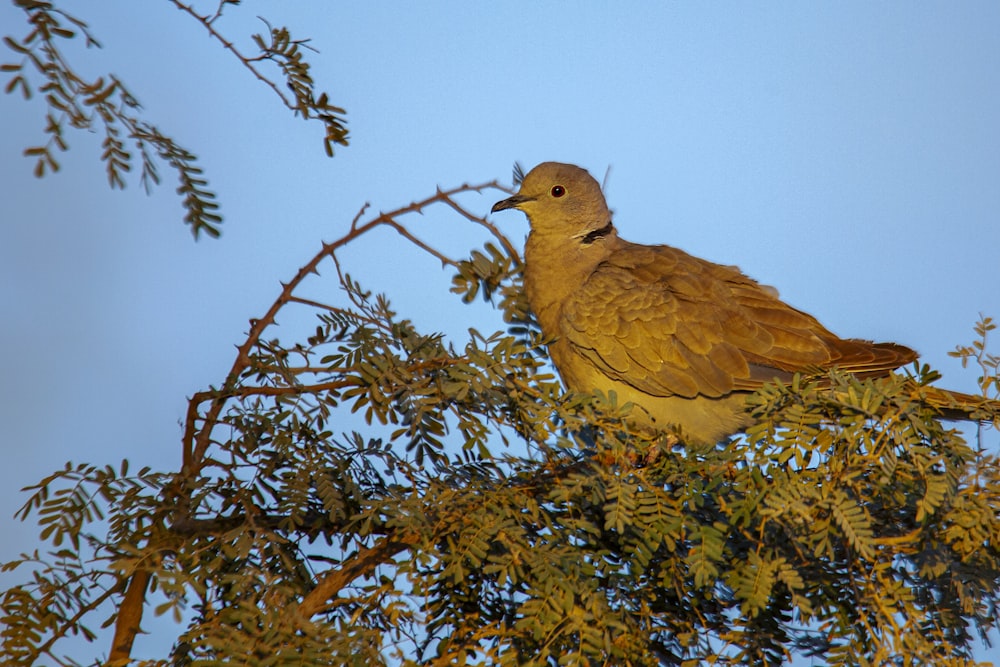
[2,1,1000,662]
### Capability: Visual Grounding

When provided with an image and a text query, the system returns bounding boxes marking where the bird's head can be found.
[491,162,613,239]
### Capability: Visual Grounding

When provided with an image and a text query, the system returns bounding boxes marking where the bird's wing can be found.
[561,243,914,398]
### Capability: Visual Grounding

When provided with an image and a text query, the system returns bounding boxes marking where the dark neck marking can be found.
[581,221,614,245]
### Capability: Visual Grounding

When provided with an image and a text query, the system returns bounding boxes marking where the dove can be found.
[491,161,993,444]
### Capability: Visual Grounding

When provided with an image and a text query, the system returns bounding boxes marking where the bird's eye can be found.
[551,185,566,198]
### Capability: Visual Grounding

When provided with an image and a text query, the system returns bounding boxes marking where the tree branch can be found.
[108,569,150,664]
[297,533,419,618]
[169,1,294,109]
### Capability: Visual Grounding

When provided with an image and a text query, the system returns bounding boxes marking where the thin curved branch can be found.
[182,181,507,475]
[169,2,349,153]
[437,184,522,263]
[170,1,294,110]
[29,570,120,663]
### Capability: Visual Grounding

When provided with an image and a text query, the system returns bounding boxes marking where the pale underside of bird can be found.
[491,161,991,445]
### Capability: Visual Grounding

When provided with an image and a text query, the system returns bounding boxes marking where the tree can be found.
[4,3,1000,666]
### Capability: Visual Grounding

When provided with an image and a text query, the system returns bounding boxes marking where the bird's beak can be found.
[491,194,532,213]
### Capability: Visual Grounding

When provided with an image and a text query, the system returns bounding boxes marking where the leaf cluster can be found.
[251,18,349,157]
[951,316,1000,401]
[3,1,222,238]
[4,1,351,238]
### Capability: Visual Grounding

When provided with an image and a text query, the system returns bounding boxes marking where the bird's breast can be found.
[523,232,612,337]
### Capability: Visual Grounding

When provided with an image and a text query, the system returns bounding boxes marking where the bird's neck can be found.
[523,226,616,336]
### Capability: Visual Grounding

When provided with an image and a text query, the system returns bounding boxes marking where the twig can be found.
[350,202,371,232]
[31,571,120,661]
[381,218,458,268]
[170,1,295,111]
[188,379,354,405]
[437,184,522,263]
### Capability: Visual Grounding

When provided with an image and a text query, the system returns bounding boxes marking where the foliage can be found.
[2,175,1000,665]
[2,0,349,238]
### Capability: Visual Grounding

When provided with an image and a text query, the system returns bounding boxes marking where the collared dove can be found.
[492,161,993,444]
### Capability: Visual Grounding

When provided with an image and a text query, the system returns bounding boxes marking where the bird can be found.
[491,161,996,445]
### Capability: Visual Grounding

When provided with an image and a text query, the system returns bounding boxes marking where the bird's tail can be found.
[915,384,1000,424]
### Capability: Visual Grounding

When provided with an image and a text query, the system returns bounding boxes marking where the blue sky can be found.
[2,1,1000,662]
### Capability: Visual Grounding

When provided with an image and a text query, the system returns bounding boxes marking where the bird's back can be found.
[547,238,917,442]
